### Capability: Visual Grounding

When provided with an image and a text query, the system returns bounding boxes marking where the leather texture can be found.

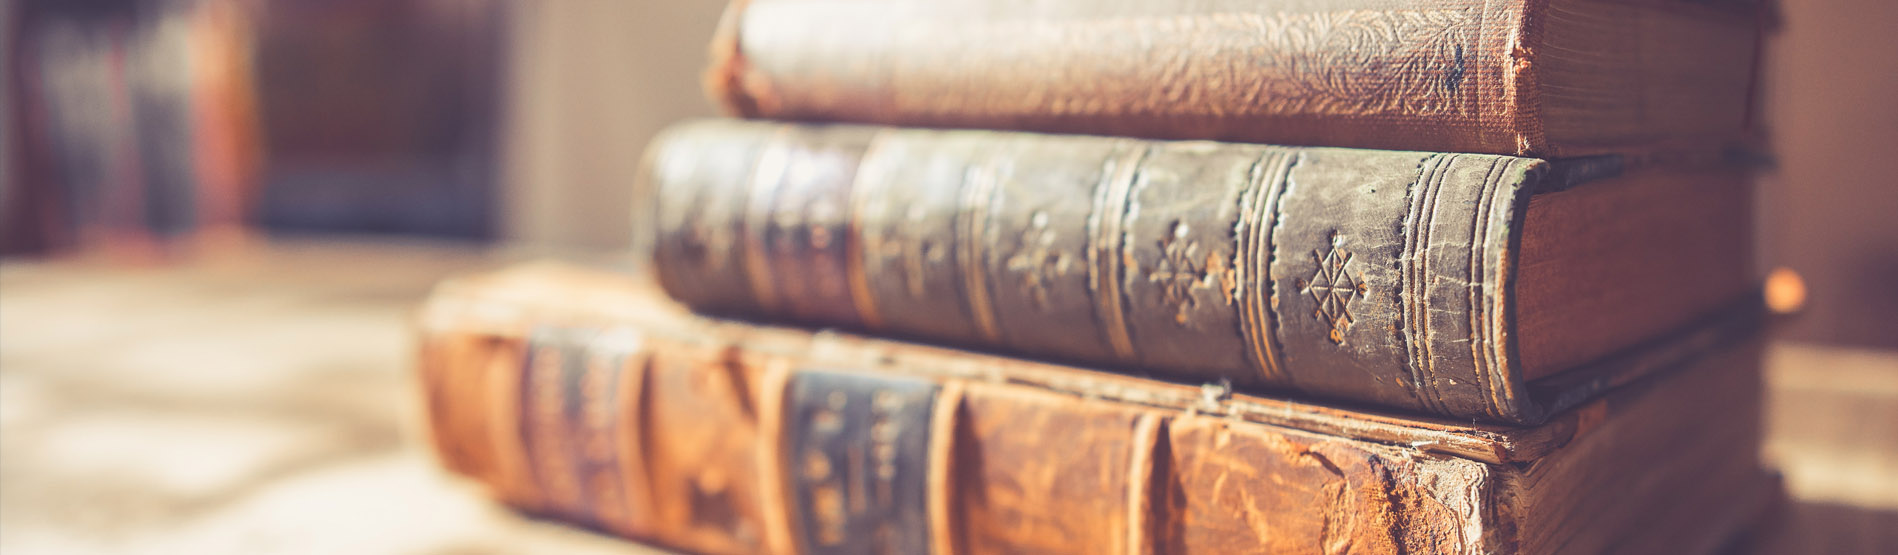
[415,265,1771,555]
[518,329,651,535]
[782,370,939,555]
[706,0,1760,157]
[650,120,1556,422]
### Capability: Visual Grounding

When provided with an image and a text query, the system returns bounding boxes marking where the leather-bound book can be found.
[704,0,1764,157]
[641,120,1757,424]
[417,263,1777,555]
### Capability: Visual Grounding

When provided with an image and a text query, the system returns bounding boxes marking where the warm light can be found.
[1764,267,1808,315]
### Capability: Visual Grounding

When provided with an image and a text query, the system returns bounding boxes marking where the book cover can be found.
[416,263,1777,555]
[640,120,1758,424]
[705,0,1764,157]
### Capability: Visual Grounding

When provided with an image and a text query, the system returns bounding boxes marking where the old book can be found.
[417,263,1776,555]
[641,119,1757,424]
[704,0,1764,157]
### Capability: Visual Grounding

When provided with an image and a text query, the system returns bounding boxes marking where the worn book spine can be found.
[416,269,1770,555]
[649,119,1568,422]
[420,321,1501,555]
[705,0,1758,157]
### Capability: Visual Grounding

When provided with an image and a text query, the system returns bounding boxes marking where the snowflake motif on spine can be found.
[1297,232,1368,344]
[1147,221,1227,325]
[871,205,947,299]
[1004,210,1073,311]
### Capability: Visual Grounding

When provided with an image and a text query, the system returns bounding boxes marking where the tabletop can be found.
[2,240,1891,554]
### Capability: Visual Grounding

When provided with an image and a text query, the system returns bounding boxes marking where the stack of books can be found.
[418,0,1774,552]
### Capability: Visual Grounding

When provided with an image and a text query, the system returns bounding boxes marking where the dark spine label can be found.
[522,327,646,530]
[783,370,939,555]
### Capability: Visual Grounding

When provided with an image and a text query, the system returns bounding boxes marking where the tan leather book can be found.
[640,119,1759,424]
[704,0,1764,157]
[417,263,1776,555]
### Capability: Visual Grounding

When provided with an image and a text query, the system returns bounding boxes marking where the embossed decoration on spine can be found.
[782,371,939,555]
[1270,148,1449,412]
[755,126,878,327]
[852,132,990,344]
[1148,222,1216,326]
[862,205,943,303]
[978,136,1129,359]
[1003,211,1074,312]
[1239,9,1484,118]
[721,2,1514,151]
[1116,141,1269,385]
[649,121,1553,422]
[1298,232,1368,345]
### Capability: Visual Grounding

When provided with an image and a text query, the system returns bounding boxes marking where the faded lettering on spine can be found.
[782,371,939,555]
[424,318,1506,554]
[520,329,652,532]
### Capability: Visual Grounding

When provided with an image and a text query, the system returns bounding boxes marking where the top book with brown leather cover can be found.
[705,0,1763,157]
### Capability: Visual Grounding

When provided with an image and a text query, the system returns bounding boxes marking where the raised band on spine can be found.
[1123,413,1164,555]
[1090,144,1148,360]
[844,129,891,330]
[740,125,794,314]
[1238,150,1296,385]
[1469,158,1517,421]
[1401,155,1455,415]
[958,147,1004,343]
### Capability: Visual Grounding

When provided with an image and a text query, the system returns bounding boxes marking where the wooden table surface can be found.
[2,241,1892,554]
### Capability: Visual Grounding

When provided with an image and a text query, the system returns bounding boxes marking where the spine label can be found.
[521,328,649,531]
[782,370,939,555]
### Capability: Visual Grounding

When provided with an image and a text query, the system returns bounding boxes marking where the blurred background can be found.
[2,0,1895,552]
[7,0,1896,349]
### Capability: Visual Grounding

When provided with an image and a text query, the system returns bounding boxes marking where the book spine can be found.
[515,328,652,537]
[647,120,1549,422]
[705,0,1538,155]
[419,322,1500,554]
